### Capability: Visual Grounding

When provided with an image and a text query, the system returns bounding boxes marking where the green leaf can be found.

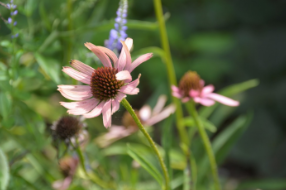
[127,145,163,186]
[0,148,9,190]
[34,53,60,84]
[127,20,158,30]
[199,79,259,118]
[214,112,253,163]
[0,92,12,121]
[182,117,217,133]
[236,179,286,190]
[197,113,252,182]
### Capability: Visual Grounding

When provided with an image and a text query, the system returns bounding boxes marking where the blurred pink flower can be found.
[95,95,176,147]
[52,157,78,190]
[58,38,152,128]
[172,71,239,107]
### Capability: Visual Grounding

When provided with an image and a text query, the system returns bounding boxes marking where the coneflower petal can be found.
[62,67,91,84]
[70,60,94,76]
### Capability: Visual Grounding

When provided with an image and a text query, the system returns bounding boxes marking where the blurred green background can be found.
[0,0,286,189]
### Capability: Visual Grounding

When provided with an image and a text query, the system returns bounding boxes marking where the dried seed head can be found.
[55,116,81,140]
[179,71,202,97]
[59,157,78,177]
[122,110,142,129]
[90,67,124,101]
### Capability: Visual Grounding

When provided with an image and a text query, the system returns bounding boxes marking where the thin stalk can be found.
[121,98,169,190]
[153,0,189,148]
[74,139,113,189]
[190,153,197,190]
[186,101,221,190]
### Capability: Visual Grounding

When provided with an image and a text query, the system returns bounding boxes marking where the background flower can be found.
[95,95,175,147]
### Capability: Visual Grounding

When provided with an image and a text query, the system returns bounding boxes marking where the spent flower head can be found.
[172,71,239,106]
[95,95,176,147]
[58,38,152,128]
[105,0,128,54]
[51,116,88,149]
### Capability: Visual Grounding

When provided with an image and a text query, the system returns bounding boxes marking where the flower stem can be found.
[121,98,169,190]
[74,139,113,189]
[153,0,189,148]
[186,101,221,190]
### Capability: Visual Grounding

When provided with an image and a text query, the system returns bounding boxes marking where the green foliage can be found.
[0,0,266,189]
[0,148,9,190]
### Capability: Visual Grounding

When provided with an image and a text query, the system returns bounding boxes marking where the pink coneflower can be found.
[95,95,176,147]
[172,71,239,106]
[58,38,152,128]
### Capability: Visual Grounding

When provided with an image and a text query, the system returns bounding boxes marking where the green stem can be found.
[121,98,169,190]
[190,152,197,190]
[153,0,189,148]
[186,101,221,190]
[74,139,113,189]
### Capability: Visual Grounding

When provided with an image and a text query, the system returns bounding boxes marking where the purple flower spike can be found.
[11,10,18,15]
[12,33,18,38]
[105,0,128,54]
[13,21,17,26]
[7,17,12,23]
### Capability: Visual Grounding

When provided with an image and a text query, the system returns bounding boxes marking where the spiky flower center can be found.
[90,67,124,101]
[179,71,202,97]
[55,116,80,140]
[122,110,142,129]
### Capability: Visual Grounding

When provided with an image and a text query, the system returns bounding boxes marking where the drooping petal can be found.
[182,97,190,103]
[171,85,182,98]
[67,99,99,115]
[119,85,139,95]
[193,97,215,106]
[60,98,97,110]
[62,67,91,84]
[139,105,152,121]
[145,104,176,126]
[201,85,215,96]
[84,101,105,118]
[171,85,180,93]
[58,89,92,101]
[116,70,132,83]
[207,93,240,107]
[70,60,94,76]
[200,80,205,88]
[117,43,127,71]
[58,87,91,97]
[115,92,126,102]
[129,53,153,72]
[58,85,91,92]
[120,41,132,71]
[95,126,136,148]
[111,99,120,114]
[152,95,167,115]
[125,38,133,51]
[97,46,118,66]
[84,43,112,68]
[102,100,112,128]
[189,89,200,98]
